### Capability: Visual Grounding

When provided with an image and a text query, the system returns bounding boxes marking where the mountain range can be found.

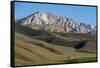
[14,11,97,66]
[16,11,96,34]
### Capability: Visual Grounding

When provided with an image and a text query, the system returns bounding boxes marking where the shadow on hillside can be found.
[74,40,96,54]
[74,40,86,49]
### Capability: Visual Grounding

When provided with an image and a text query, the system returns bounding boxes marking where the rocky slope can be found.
[17,11,96,33]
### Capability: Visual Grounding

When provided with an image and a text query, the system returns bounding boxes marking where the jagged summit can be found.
[16,11,96,34]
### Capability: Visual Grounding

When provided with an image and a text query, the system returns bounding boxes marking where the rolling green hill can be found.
[14,24,97,66]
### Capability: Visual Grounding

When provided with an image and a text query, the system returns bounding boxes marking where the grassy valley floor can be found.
[14,25,97,66]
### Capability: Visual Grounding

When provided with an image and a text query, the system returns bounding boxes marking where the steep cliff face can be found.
[17,11,96,33]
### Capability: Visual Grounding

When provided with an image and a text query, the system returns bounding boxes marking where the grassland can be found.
[14,24,97,66]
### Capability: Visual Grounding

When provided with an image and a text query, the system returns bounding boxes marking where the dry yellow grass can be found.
[15,32,96,66]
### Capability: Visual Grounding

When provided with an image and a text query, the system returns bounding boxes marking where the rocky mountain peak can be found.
[16,11,96,34]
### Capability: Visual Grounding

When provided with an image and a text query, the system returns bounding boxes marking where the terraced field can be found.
[14,24,97,66]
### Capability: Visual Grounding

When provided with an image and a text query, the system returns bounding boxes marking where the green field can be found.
[14,24,97,66]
